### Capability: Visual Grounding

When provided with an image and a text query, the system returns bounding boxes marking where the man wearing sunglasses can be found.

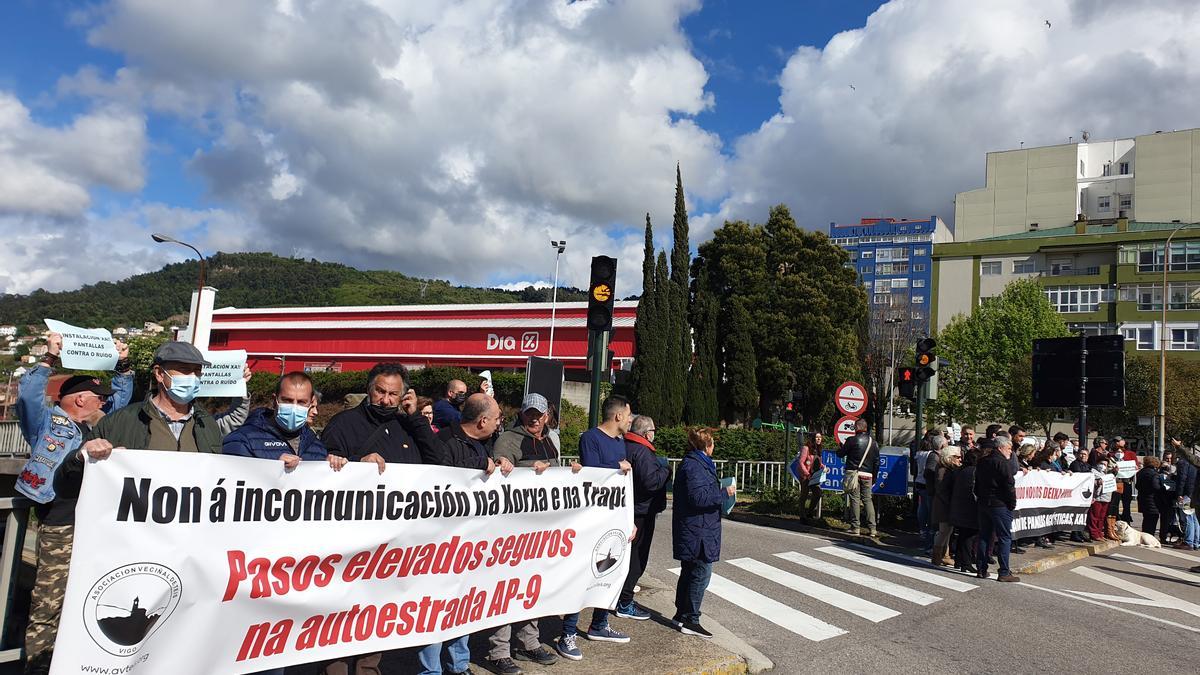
[15,332,133,675]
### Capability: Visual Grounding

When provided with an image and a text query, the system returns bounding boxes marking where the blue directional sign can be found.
[820,446,910,497]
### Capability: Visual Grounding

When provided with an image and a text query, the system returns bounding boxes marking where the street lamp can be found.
[1158,223,1199,456]
[884,317,902,445]
[548,239,567,359]
[151,233,208,346]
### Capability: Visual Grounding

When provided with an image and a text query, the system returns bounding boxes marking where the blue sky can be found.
[2,1,1198,296]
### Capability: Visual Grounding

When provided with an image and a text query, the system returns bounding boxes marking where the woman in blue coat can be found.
[672,428,736,638]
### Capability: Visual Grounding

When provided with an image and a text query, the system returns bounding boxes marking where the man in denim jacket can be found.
[15,332,133,675]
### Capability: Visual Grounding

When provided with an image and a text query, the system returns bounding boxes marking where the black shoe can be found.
[1011,546,1027,554]
[1070,533,1085,543]
[988,556,997,564]
[679,621,713,639]
[976,569,988,579]
[1036,539,1052,549]
[483,657,523,675]
[960,563,977,574]
[513,646,558,665]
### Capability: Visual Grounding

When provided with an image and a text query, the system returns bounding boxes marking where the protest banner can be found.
[198,349,248,398]
[1115,460,1137,479]
[44,319,118,371]
[1010,470,1093,538]
[51,452,633,675]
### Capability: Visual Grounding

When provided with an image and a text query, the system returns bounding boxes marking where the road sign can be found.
[1072,421,1092,435]
[820,447,909,496]
[835,381,868,416]
[834,415,858,445]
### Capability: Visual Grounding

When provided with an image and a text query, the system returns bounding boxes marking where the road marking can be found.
[817,546,978,592]
[1017,583,1200,635]
[1072,566,1200,618]
[728,558,901,622]
[1110,553,1200,586]
[1137,546,1200,564]
[774,551,942,606]
[668,567,846,641]
[724,519,824,542]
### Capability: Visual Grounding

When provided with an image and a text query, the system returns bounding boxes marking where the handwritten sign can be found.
[44,319,118,371]
[197,349,247,398]
[1115,460,1137,479]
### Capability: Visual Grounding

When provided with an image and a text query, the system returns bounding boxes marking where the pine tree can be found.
[684,257,720,424]
[662,164,692,425]
[630,214,662,418]
[724,297,759,422]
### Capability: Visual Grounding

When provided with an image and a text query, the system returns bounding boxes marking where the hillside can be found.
[0,252,589,327]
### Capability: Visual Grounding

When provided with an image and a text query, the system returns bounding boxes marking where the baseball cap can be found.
[60,375,114,398]
[521,393,549,414]
[153,341,212,367]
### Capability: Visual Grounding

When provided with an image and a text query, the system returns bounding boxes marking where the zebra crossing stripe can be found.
[668,567,847,641]
[774,551,942,606]
[728,558,900,622]
[1140,546,1200,565]
[816,546,978,592]
[1110,553,1200,586]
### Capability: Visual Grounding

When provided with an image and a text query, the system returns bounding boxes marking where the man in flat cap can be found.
[15,331,133,675]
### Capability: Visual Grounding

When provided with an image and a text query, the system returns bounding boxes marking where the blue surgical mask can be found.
[276,403,308,432]
[165,373,201,404]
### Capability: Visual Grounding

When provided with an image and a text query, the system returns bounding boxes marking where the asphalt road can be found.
[640,509,1200,673]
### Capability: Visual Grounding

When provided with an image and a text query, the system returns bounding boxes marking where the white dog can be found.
[1114,520,1162,548]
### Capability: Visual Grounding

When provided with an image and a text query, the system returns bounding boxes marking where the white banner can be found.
[198,349,248,398]
[44,318,118,371]
[52,452,633,674]
[1010,470,1093,538]
[1116,460,1137,479]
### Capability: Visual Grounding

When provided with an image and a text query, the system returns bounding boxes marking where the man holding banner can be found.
[16,332,133,675]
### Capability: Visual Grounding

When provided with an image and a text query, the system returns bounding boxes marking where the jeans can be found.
[674,559,713,624]
[619,514,657,605]
[417,635,470,674]
[848,478,876,534]
[915,485,932,547]
[1182,509,1200,548]
[561,608,608,636]
[977,506,1013,577]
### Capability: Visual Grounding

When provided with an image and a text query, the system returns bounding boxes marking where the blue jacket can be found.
[222,407,328,461]
[579,427,626,469]
[672,450,724,562]
[15,364,133,503]
[432,398,462,429]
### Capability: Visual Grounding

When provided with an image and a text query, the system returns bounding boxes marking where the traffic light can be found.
[896,366,916,400]
[586,255,617,332]
[914,337,937,383]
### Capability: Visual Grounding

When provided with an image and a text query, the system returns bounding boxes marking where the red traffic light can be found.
[785,402,794,411]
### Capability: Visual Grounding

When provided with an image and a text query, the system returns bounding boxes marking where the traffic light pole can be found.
[1078,333,1088,452]
[587,329,609,428]
[914,381,924,451]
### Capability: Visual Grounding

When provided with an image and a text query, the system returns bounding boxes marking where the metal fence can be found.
[0,422,29,457]
[560,456,790,494]
[0,498,28,664]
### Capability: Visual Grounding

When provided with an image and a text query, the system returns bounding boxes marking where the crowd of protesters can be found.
[13,334,736,675]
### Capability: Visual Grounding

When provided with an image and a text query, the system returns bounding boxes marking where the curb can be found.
[1014,538,1119,574]
[665,656,750,675]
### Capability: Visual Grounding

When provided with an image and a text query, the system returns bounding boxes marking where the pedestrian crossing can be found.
[668,543,975,642]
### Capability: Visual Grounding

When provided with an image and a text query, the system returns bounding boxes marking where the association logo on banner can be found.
[83,563,182,657]
[591,529,627,578]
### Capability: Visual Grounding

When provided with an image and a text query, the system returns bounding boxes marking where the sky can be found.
[2,0,1200,299]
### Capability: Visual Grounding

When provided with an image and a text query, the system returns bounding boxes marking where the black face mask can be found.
[367,403,399,419]
[451,392,467,407]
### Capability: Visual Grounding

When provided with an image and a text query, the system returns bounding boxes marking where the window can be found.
[981,261,1001,275]
[914,248,928,256]
[911,311,924,320]
[861,250,874,259]
[1049,258,1073,275]
[860,266,871,274]
[1171,329,1198,351]
[1069,323,1116,337]
[912,295,925,304]
[1127,242,1200,272]
[1103,163,1112,177]
[876,264,892,275]
[1121,327,1154,350]
[1121,282,1200,310]
[1120,195,1132,209]
[1013,260,1037,274]
[1098,195,1110,211]
[1080,159,1085,176]
[913,279,926,288]
[1044,285,1113,313]
[874,294,888,305]
[1119,161,1130,175]
[891,277,908,288]
[913,264,926,272]
[876,248,893,262]
[849,251,859,261]
[874,279,891,293]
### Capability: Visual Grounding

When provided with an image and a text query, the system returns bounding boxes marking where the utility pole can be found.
[885,318,901,445]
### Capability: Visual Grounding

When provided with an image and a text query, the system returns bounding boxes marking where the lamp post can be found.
[884,317,902,445]
[151,233,207,346]
[548,239,566,359]
[1158,223,1197,456]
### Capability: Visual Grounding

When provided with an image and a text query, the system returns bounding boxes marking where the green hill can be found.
[0,252,588,328]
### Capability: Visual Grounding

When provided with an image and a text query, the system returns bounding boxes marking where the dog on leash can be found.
[1114,520,1162,548]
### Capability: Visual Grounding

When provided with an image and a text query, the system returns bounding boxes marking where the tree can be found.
[724,298,759,422]
[862,296,925,442]
[660,164,693,426]
[929,278,1071,426]
[684,257,719,424]
[630,216,666,420]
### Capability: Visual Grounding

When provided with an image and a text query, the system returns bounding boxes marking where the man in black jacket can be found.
[975,435,1020,582]
[436,393,510,472]
[837,418,878,537]
[320,363,440,675]
[615,415,670,621]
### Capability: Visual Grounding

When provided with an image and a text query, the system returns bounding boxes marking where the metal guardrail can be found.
[0,422,30,457]
[0,497,28,664]
[560,456,789,494]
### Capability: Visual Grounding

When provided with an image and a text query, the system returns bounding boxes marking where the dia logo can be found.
[486,332,539,353]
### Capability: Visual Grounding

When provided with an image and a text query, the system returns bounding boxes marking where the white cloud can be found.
[492,281,551,292]
[709,0,1200,238]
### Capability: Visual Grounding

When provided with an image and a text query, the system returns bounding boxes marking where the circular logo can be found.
[83,563,182,657]
[591,529,628,578]
[592,284,612,302]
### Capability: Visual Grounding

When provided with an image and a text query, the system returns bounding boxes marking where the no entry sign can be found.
[835,381,868,416]
[834,415,858,445]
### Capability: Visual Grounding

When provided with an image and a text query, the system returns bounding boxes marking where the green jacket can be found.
[89,398,223,453]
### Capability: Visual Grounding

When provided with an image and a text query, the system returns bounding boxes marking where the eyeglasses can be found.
[645,428,656,433]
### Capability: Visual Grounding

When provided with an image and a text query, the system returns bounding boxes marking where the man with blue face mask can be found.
[84,341,225,457]
[222,372,348,472]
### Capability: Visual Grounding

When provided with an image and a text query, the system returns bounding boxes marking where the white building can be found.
[0,326,15,337]
[955,128,1200,242]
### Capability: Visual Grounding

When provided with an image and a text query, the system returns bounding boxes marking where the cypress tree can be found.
[630,214,662,417]
[663,164,692,425]
[684,257,720,425]
[724,297,759,423]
